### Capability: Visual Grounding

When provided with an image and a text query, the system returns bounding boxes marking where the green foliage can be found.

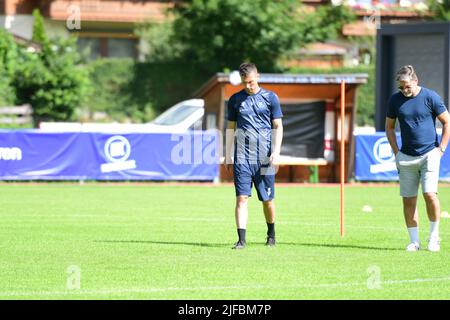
[0,122,33,129]
[0,68,16,107]
[288,64,375,126]
[32,9,48,44]
[0,10,89,125]
[127,60,209,115]
[169,0,304,73]
[84,58,154,122]
[427,0,450,20]
[299,4,356,44]
[134,21,183,62]
[138,1,357,75]
[0,29,18,77]
[13,10,89,126]
[0,29,18,106]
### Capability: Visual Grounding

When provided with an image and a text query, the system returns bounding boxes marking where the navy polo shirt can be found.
[386,87,447,156]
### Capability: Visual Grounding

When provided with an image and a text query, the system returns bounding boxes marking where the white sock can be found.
[429,221,440,241]
[407,227,420,244]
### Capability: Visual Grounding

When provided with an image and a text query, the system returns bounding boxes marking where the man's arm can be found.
[437,110,450,156]
[225,121,236,171]
[270,118,283,165]
[385,117,399,155]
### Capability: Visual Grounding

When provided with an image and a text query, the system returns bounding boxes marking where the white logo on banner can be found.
[100,136,136,173]
[370,137,397,174]
[0,147,22,161]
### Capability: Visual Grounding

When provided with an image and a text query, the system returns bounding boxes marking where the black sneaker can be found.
[265,237,276,247]
[232,241,246,249]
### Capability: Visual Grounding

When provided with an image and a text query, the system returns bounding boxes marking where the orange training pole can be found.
[340,80,345,238]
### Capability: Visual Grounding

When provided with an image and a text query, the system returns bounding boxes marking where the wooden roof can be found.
[193,72,369,99]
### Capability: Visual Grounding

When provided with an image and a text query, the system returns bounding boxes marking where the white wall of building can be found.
[0,14,34,39]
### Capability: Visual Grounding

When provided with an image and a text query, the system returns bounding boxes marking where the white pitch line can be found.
[2,276,450,297]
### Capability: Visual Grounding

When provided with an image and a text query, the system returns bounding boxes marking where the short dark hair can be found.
[239,62,258,77]
[396,65,418,82]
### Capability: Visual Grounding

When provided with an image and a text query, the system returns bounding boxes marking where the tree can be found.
[134,21,183,62]
[32,8,48,44]
[14,9,90,126]
[150,1,356,75]
[300,4,356,43]
[85,58,156,122]
[0,29,18,106]
[169,0,304,73]
[427,0,450,20]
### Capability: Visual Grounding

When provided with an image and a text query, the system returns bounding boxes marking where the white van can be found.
[39,99,205,133]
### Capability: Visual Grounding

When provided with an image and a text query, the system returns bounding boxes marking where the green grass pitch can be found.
[1,183,450,300]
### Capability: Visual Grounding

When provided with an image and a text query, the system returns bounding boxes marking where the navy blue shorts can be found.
[233,160,276,201]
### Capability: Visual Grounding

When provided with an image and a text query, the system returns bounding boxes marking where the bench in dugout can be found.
[276,156,328,183]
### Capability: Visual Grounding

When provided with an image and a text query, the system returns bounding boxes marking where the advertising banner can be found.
[355,133,450,181]
[0,130,219,181]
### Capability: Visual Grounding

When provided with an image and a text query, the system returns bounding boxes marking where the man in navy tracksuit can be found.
[225,62,283,249]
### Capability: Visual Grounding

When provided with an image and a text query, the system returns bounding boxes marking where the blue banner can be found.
[0,130,219,181]
[355,132,450,181]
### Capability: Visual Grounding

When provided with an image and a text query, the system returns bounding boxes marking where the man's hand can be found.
[225,157,234,174]
[269,152,280,166]
[386,117,399,158]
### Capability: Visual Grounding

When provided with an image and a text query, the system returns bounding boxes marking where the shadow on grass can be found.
[94,240,230,248]
[279,242,404,251]
[95,240,403,251]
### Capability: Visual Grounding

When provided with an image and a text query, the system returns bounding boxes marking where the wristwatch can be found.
[440,146,446,153]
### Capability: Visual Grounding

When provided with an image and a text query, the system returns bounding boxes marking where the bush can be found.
[83,58,139,122]
[0,29,18,106]
[14,37,90,126]
[10,10,90,126]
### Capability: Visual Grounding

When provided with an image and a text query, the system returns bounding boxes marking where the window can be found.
[77,37,101,60]
[107,38,136,58]
[77,37,137,60]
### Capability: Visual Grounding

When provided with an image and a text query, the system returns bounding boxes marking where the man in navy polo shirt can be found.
[386,65,450,252]
[225,62,283,249]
